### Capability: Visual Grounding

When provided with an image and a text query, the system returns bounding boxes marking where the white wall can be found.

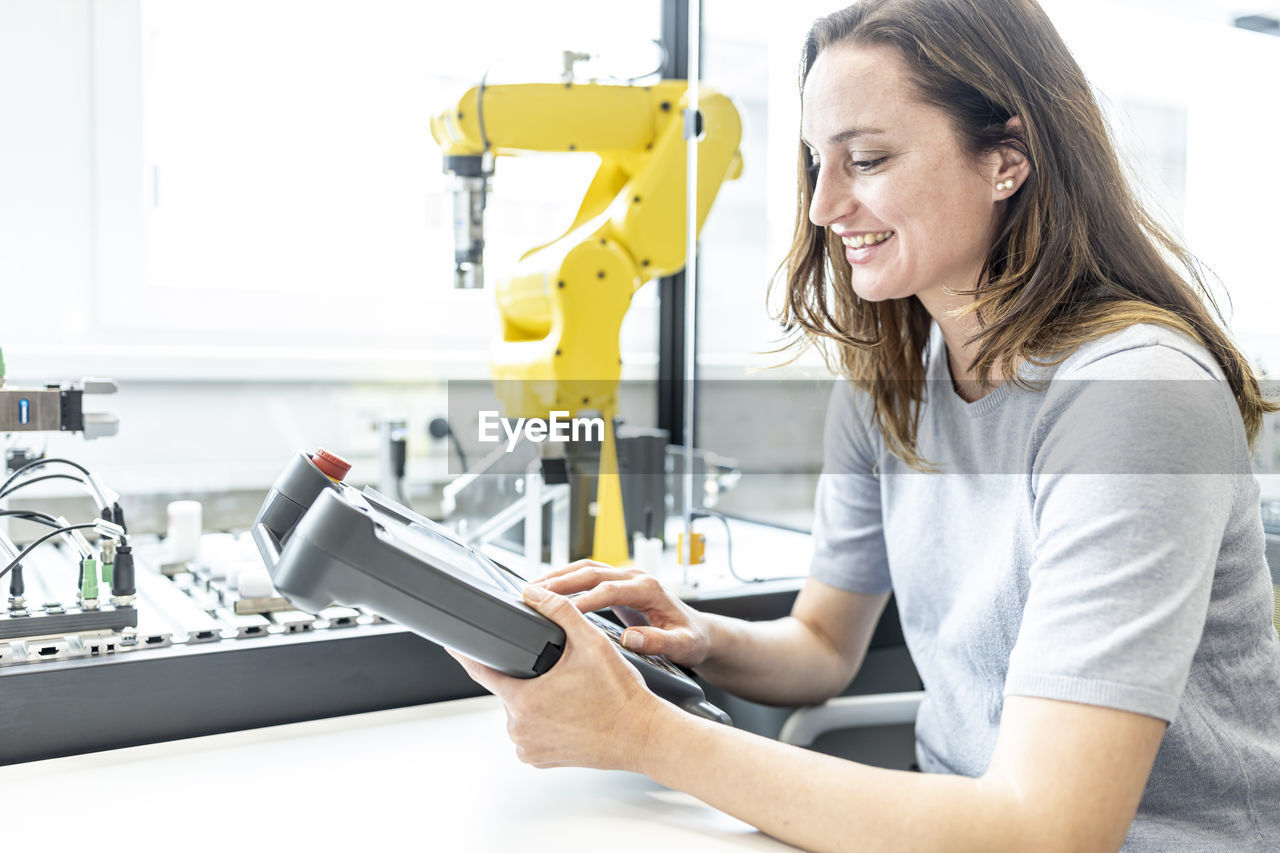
[0,0,662,502]
[0,0,96,345]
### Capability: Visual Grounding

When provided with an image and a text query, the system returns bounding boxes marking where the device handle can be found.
[251,522,283,570]
[684,699,732,725]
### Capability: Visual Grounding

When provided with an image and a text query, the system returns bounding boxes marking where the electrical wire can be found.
[447,430,470,472]
[0,522,100,583]
[429,417,470,472]
[0,473,86,500]
[0,457,92,496]
[0,510,64,595]
[693,510,807,585]
[0,508,63,528]
[0,459,121,533]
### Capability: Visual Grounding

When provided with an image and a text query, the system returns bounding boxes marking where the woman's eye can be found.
[807,153,887,177]
[852,156,888,174]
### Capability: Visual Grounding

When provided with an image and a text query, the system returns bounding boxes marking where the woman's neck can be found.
[915,289,1004,403]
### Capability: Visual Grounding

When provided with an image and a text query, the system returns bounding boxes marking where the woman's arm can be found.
[694,580,889,705]
[537,561,889,706]
[643,690,1164,853]
[454,584,1165,853]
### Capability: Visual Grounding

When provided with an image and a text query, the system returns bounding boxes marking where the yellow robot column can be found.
[591,406,630,565]
[491,230,638,567]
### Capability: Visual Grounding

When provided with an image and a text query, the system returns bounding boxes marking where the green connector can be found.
[80,558,99,601]
[100,540,116,587]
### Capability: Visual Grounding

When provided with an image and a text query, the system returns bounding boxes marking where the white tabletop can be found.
[0,695,796,852]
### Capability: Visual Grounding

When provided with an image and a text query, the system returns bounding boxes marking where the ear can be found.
[990,116,1031,199]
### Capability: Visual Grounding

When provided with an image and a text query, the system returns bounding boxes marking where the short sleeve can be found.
[1005,344,1242,722]
[808,380,893,594]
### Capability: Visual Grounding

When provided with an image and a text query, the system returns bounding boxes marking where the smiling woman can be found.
[693,0,1280,529]
[780,1,1275,463]
[450,2,1280,851]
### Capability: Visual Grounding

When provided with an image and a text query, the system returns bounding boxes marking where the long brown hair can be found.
[775,0,1276,469]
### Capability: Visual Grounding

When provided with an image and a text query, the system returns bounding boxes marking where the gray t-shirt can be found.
[810,323,1280,851]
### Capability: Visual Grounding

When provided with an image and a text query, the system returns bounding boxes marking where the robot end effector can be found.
[445,152,494,290]
[0,377,119,440]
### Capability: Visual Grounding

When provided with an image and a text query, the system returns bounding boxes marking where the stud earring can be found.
[997,179,1016,191]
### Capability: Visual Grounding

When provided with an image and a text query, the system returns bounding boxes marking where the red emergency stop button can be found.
[311,448,352,482]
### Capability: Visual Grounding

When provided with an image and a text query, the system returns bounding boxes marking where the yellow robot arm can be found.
[431,78,742,564]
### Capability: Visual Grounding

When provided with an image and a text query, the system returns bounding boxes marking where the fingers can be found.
[532,566,680,625]
[530,559,615,585]
[536,564,638,597]
[562,574,672,616]
[445,647,514,694]
[618,625,697,660]
[522,584,604,646]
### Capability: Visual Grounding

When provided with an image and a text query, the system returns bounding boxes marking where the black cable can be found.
[429,417,470,472]
[448,431,470,473]
[105,501,128,539]
[0,508,63,528]
[692,510,807,584]
[0,511,59,598]
[0,473,86,500]
[0,457,93,497]
[0,522,99,583]
[0,508,92,594]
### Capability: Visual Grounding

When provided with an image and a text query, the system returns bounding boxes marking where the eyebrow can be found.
[800,127,887,148]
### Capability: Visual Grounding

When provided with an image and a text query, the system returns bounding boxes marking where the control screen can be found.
[379,519,523,596]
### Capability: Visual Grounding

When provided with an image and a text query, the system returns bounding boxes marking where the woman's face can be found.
[802,43,1006,306]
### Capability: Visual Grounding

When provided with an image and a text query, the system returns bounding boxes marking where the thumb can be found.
[523,583,598,644]
[618,625,694,660]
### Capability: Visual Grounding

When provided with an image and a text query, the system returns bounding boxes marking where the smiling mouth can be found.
[841,231,894,249]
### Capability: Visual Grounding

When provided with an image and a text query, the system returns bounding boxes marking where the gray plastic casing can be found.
[252,451,731,722]
[268,487,564,676]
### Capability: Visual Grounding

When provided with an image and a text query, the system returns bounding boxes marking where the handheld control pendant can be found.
[253,450,731,725]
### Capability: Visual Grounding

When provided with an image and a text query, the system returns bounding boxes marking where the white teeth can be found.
[841,230,893,249]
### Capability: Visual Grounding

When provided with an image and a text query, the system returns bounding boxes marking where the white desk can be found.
[0,695,796,852]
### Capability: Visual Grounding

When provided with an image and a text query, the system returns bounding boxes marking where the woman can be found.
[451,0,1280,849]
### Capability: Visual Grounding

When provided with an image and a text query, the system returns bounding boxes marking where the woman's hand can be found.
[531,560,713,667]
[447,583,663,772]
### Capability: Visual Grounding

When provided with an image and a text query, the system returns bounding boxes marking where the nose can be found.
[808,163,854,229]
